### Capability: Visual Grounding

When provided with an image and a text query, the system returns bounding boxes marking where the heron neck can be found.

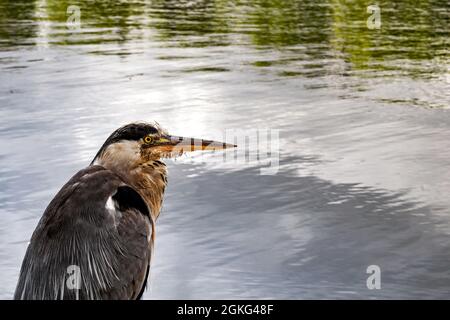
[93,159,167,222]
[129,161,167,222]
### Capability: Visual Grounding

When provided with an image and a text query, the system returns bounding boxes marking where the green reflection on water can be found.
[330,0,448,74]
[0,0,37,46]
[0,0,448,79]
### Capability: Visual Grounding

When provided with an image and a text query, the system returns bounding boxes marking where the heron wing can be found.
[14,165,153,300]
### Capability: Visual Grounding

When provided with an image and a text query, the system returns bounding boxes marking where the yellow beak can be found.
[157,135,236,153]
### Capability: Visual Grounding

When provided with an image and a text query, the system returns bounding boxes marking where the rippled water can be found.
[0,0,449,299]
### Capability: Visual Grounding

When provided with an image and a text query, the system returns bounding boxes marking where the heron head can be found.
[92,122,235,169]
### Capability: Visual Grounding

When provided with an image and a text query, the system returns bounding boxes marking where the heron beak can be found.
[157,135,236,154]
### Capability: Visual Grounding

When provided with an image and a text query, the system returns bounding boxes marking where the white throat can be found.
[93,140,141,175]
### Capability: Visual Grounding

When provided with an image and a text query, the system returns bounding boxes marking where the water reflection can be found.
[0,0,449,299]
[154,158,450,299]
[1,1,447,82]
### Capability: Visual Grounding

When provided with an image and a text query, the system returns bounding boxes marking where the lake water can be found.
[0,0,449,299]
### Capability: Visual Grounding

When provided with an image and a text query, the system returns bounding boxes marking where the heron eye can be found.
[144,136,153,144]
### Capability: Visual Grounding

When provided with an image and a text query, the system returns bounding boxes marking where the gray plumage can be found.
[14,122,234,300]
[14,166,152,299]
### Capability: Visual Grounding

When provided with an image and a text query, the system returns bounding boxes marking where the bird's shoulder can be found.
[38,165,149,234]
[16,165,152,300]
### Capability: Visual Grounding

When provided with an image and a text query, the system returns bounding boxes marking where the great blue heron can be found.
[14,122,235,300]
